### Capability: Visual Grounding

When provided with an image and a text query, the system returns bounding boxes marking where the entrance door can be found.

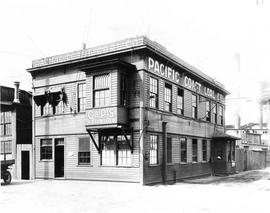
[21,151,30,180]
[55,139,64,178]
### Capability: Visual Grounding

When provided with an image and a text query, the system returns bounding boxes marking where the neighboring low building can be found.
[226,123,268,151]
[0,82,33,180]
[28,36,234,185]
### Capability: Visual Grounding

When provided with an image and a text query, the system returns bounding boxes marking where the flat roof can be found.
[27,36,228,94]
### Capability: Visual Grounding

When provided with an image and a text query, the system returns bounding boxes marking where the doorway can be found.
[55,139,64,178]
[21,151,30,180]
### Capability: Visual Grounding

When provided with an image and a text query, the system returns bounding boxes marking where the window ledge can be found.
[180,162,187,165]
[149,164,160,167]
[77,164,93,167]
[39,160,53,162]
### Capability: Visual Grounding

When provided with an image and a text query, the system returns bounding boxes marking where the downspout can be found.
[162,121,167,184]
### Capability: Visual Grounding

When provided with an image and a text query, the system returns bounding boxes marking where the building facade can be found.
[226,123,268,151]
[0,83,32,180]
[28,36,230,184]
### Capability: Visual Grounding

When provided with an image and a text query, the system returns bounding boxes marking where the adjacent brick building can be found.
[28,36,234,184]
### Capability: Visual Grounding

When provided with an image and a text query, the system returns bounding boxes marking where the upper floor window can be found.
[219,105,224,125]
[192,94,197,119]
[0,111,12,136]
[120,75,127,106]
[213,103,217,123]
[206,101,211,122]
[177,88,184,115]
[164,83,172,112]
[149,77,158,109]
[93,74,110,107]
[78,83,86,112]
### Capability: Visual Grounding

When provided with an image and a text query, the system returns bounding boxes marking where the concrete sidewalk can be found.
[181,167,270,184]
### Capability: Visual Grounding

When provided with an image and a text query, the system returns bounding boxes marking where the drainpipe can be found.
[13,81,20,103]
[162,121,167,184]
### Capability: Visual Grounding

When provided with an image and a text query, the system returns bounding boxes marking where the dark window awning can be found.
[212,131,241,140]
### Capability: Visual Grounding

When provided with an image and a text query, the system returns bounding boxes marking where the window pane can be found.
[164,84,172,112]
[149,77,158,108]
[202,140,207,161]
[150,135,158,165]
[180,138,187,163]
[192,139,198,162]
[167,137,172,163]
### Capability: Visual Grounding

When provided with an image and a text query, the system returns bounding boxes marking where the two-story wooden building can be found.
[28,36,233,184]
[0,82,32,180]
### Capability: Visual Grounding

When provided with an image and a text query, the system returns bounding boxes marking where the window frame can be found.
[100,133,132,167]
[167,137,172,164]
[78,137,91,165]
[77,83,86,112]
[192,94,198,119]
[93,74,110,108]
[164,83,172,112]
[213,103,217,124]
[219,105,224,125]
[177,88,184,115]
[192,139,198,162]
[120,75,128,106]
[40,139,53,160]
[0,111,12,136]
[149,76,158,109]
[149,135,158,165]
[180,138,187,163]
[202,140,207,162]
[205,100,211,122]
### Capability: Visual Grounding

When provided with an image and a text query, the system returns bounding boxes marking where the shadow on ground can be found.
[213,170,270,184]
[1,180,35,186]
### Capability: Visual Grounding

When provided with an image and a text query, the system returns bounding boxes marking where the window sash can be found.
[94,74,110,90]
[78,83,86,112]
[192,139,198,162]
[1,140,12,154]
[149,77,158,108]
[149,135,158,165]
[101,134,132,166]
[202,140,207,161]
[167,137,172,163]
[94,89,110,107]
[176,95,183,115]
[180,138,187,163]
[78,152,90,164]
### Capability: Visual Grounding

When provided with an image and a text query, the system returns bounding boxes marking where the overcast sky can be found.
[1,0,269,125]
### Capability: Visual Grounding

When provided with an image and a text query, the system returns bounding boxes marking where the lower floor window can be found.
[78,137,91,165]
[101,134,132,166]
[192,139,198,162]
[149,135,158,165]
[40,139,52,160]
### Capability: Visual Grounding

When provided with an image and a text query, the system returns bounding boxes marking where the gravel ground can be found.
[1,168,270,213]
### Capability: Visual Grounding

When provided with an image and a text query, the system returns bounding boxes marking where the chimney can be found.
[13,81,20,103]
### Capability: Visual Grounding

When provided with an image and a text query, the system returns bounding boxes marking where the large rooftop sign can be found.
[147,57,224,101]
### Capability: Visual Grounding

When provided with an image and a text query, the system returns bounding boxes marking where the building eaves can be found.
[27,36,229,94]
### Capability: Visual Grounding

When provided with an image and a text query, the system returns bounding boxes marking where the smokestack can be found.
[13,81,20,103]
[82,43,86,50]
